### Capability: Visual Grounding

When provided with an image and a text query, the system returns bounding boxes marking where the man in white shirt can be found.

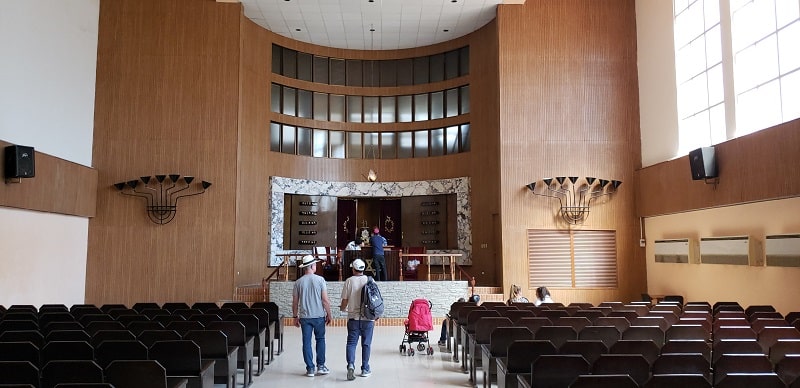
[339,259,375,380]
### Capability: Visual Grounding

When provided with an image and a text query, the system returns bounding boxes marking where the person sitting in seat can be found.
[534,286,553,306]
[507,284,530,304]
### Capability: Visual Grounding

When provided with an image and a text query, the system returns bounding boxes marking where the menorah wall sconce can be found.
[526,176,621,224]
[114,174,212,225]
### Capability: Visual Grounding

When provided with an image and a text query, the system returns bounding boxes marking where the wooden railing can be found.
[454,262,476,296]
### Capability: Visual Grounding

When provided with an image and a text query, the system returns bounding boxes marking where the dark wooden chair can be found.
[714,353,774,385]
[166,320,206,336]
[40,360,103,388]
[534,325,577,350]
[591,353,651,386]
[137,329,182,348]
[570,374,638,388]
[713,339,764,364]
[482,327,533,388]
[38,312,77,328]
[745,305,777,317]
[45,330,92,343]
[126,320,166,336]
[39,304,69,313]
[622,325,665,347]
[515,317,553,336]
[530,354,589,388]
[205,321,254,387]
[594,316,630,333]
[84,320,126,336]
[162,303,191,313]
[573,309,604,323]
[90,329,136,348]
[250,301,284,355]
[662,339,711,362]
[238,307,275,365]
[631,316,670,331]
[552,316,592,333]
[132,303,161,313]
[758,326,800,353]
[752,318,791,333]
[0,360,40,386]
[190,303,219,313]
[94,340,149,368]
[559,339,607,365]
[577,325,620,349]
[0,341,41,368]
[77,314,115,327]
[98,304,128,314]
[220,302,249,312]
[184,330,238,388]
[41,341,94,365]
[644,373,711,388]
[42,321,85,335]
[0,330,45,350]
[173,309,203,319]
[187,314,223,326]
[716,372,787,388]
[148,340,215,388]
[610,339,660,365]
[105,359,188,388]
[0,320,40,332]
[776,354,800,387]
[226,314,266,375]
[496,340,557,388]
[667,324,710,341]
[769,339,800,365]
[652,352,711,383]
[469,317,512,387]
[462,309,500,373]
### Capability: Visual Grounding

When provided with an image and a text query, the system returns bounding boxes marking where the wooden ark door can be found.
[337,198,357,250]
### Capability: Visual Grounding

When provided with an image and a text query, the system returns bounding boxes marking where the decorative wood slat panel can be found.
[528,229,618,289]
[528,229,572,287]
[574,230,617,288]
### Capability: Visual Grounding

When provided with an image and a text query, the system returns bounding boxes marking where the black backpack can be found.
[360,276,384,320]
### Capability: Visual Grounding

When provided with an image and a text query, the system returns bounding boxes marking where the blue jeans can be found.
[346,319,374,371]
[372,254,386,281]
[300,317,326,370]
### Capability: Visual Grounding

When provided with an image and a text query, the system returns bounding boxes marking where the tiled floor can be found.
[242,324,471,387]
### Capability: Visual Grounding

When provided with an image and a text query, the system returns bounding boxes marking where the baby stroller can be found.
[400,299,434,356]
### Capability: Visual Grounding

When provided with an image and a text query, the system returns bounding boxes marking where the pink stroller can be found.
[400,299,434,356]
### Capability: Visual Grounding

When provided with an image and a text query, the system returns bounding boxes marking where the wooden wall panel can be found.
[637,118,800,217]
[496,0,646,305]
[87,0,242,306]
[0,140,97,217]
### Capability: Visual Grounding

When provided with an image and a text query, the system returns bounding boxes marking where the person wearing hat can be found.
[339,258,375,380]
[368,226,388,281]
[292,254,333,377]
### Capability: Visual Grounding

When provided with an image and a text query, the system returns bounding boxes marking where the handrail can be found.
[454,262,476,296]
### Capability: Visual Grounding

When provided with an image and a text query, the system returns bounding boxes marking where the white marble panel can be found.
[268,176,472,266]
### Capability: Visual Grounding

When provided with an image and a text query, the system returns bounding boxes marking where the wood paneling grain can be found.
[496,0,645,305]
[637,118,800,217]
[0,140,97,217]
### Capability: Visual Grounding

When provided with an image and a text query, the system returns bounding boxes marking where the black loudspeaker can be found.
[4,145,36,179]
[689,146,716,180]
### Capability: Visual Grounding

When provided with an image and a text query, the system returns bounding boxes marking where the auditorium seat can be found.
[183,330,238,388]
[94,340,148,368]
[643,373,711,388]
[714,354,774,385]
[577,325,620,348]
[0,360,40,386]
[652,352,711,383]
[148,340,214,388]
[591,353,651,386]
[716,372,787,388]
[559,339,607,365]
[40,360,104,388]
[570,374,637,388]
[531,354,590,388]
[610,339,660,365]
[105,359,188,388]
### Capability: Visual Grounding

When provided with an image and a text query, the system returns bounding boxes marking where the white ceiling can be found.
[239,0,506,50]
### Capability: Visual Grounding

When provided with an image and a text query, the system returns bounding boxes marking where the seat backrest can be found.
[552,316,592,333]
[573,310,604,323]
[594,316,631,333]
[752,318,790,333]
[148,340,202,375]
[85,320,126,336]
[653,352,711,381]
[506,340,558,372]
[0,341,41,367]
[190,302,219,312]
[105,360,169,388]
[610,339,660,365]
[183,330,229,358]
[131,303,161,313]
[46,330,92,343]
[473,317,512,344]
[221,302,249,312]
[165,320,206,335]
[716,372,787,388]
[465,310,499,333]
[577,325,621,348]
[714,354,774,385]
[206,320,247,346]
[41,341,94,364]
[516,317,553,335]
[95,340,148,368]
[622,325,665,347]
[136,329,182,348]
[776,354,800,387]
[41,359,103,388]
[713,339,764,364]
[644,373,711,388]
[90,329,136,348]
[667,324,710,341]
[591,353,651,386]
[745,305,777,317]
[534,325,577,350]
[0,330,45,350]
[125,320,165,336]
[559,340,608,365]
[488,327,533,357]
[570,374,637,388]
[532,354,590,388]
[161,302,191,313]
[758,326,800,353]
[662,339,711,362]
[0,360,40,386]
[502,309,535,323]
[238,308,272,331]
[769,339,800,364]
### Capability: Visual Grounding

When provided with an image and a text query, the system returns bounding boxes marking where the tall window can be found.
[673,0,800,153]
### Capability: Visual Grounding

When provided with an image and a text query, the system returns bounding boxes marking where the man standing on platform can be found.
[292,255,333,377]
[369,227,388,281]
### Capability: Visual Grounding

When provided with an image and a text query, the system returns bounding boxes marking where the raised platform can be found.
[268,280,470,320]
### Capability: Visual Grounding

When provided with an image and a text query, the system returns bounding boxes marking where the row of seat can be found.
[0,301,285,388]
[448,300,800,388]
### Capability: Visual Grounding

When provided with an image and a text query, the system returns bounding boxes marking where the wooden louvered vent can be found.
[527,229,617,288]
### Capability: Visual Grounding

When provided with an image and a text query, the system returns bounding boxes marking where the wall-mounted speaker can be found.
[4,145,36,179]
[689,146,716,180]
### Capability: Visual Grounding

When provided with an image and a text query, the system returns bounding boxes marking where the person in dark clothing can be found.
[369,227,388,281]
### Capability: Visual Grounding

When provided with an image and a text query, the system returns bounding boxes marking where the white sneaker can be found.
[316,365,330,375]
[305,368,315,377]
[347,366,355,381]
[360,369,372,378]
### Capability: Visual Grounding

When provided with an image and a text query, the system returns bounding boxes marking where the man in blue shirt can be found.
[369,227,388,281]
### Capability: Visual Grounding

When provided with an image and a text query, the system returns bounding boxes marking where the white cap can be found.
[351,258,366,271]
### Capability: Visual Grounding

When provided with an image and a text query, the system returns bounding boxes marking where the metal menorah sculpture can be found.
[114,174,212,225]
[526,176,621,224]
